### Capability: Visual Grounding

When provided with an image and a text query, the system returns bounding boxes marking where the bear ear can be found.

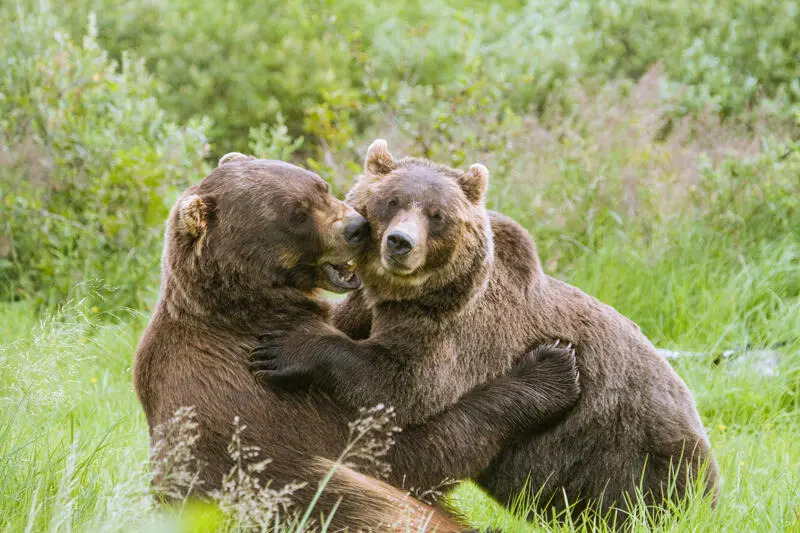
[459,163,489,204]
[218,152,254,167]
[364,139,395,176]
[179,194,210,237]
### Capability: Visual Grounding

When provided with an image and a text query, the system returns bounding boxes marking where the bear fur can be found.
[134,154,581,531]
[251,140,719,522]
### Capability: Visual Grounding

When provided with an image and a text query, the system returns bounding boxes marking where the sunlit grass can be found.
[449,231,800,532]
[1,230,798,532]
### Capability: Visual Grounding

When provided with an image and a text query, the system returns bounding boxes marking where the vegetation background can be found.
[1,0,798,530]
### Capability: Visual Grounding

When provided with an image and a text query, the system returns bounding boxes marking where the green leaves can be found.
[0,9,209,308]
[2,0,798,310]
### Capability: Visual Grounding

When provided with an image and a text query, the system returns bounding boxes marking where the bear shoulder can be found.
[488,211,543,286]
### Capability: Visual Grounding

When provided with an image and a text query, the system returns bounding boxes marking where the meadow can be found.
[1,0,798,531]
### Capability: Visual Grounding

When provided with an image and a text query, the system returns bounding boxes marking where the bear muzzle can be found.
[343,212,369,247]
[380,211,427,275]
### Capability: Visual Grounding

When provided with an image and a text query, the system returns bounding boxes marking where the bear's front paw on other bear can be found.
[249,330,318,390]
[511,341,581,405]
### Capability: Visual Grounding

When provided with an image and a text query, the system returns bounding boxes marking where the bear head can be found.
[165,153,369,314]
[346,140,493,304]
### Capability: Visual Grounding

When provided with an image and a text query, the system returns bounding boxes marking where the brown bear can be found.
[133,153,582,531]
[250,140,719,523]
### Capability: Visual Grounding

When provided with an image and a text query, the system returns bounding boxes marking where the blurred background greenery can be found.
[1,0,797,312]
[0,1,798,531]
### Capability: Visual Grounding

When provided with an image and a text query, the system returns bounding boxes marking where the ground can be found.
[2,0,798,530]
[2,233,798,532]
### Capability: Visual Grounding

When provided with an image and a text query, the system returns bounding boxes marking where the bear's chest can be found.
[437,302,534,389]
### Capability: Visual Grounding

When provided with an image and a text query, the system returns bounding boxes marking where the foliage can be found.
[45,0,372,154]
[0,9,209,308]
[1,0,797,309]
[582,0,800,117]
[28,0,800,155]
[2,0,799,310]
[248,113,304,162]
[1,250,798,531]
[349,66,799,276]
[0,0,799,530]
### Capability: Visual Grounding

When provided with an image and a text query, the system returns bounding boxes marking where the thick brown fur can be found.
[251,141,719,523]
[135,155,581,531]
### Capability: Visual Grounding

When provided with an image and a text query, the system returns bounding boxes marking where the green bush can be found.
[32,0,800,157]
[293,0,800,168]
[0,10,209,308]
[583,0,800,116]
[48,0,379,154]
[2,0,798,309]
[362,69,799,271]
[695,137,800,247]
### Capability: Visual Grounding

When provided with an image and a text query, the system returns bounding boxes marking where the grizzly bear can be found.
[133,153,581,531]
[250,140,719,523]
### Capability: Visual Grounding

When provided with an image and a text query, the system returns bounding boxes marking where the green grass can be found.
[2,0,798,529]
[1,230,798,532]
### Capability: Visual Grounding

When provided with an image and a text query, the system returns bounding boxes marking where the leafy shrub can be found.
[248,114,304,163]
[296,0,800,175]
[31,0,800,157]
[695,136,800,247]
[47,0,380,154]
[583,0,800,117]
[359,66,798,270]
[2,0,798,310]
[0,10,209,308]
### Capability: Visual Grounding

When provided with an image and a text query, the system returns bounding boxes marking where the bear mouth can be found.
[322,261,361,291]
[381,255,417,276]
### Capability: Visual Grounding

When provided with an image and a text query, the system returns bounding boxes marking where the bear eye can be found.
[388,199,398,208]
[430,211,443,222]
[291,208,309,224]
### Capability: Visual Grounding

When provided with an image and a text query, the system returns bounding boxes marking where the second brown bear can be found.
[251,140,718,522]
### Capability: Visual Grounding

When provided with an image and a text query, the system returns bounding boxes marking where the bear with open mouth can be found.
[134,152,581,531]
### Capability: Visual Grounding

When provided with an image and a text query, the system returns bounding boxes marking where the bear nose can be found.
[343,213,369,246]
[386,230,414,256]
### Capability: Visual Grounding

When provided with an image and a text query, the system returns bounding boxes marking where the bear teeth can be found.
[322,262,361,290]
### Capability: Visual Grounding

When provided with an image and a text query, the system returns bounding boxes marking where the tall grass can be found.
[0,300,154,532]
[1,2,797,530]
[2,228,798,531]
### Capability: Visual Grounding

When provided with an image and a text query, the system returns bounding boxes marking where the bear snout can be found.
[386,230,415,256]
[343,212,369,247]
